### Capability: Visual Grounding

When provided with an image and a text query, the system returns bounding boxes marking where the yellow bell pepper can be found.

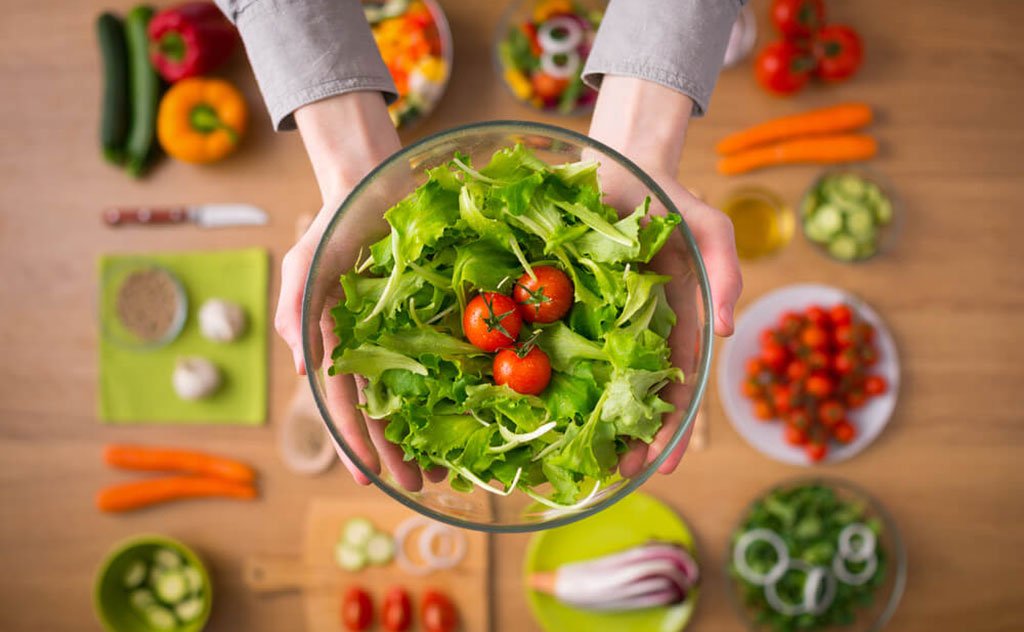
[533,0,573,23]
[157,77,247,164]
[504,68,534,100]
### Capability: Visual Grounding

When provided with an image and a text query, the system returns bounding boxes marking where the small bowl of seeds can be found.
[101,260,187,349]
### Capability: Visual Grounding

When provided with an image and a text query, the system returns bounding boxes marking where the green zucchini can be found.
[123,5,159,177]
[96,12,130,165]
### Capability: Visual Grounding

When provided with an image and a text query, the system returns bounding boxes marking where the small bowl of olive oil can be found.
[721,187,794,260]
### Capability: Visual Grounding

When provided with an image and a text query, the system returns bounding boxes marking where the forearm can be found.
[588,76,694,175]
[294,91,401,203]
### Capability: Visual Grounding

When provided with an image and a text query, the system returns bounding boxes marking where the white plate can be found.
[718,284,900,465]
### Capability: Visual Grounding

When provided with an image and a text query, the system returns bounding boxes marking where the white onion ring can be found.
[733,529,789,586]
[838,523,876,563]
[832,551,878,586]
[540,51,580,79]
[802,565,836,615]
[764,559,811,616]
[537,17,583,54]
[418,522,467,571]
[393,517,434,576]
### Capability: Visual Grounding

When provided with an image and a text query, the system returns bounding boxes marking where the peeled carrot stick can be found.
[104,444,255,484]
[716,103,873,156]
[717,134,878,176]
[96,476,257,512]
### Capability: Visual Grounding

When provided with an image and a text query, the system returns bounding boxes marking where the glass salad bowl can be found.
[302,121,713,532]
[726,477,907,632]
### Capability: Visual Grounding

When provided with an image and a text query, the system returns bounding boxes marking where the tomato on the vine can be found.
[814,25,864,82]
[770,0,825,38]
[755,40,815,95]
[463,292,522,352]
[493,344,551,395]
[341,587,373,632]
[513,266,574,323]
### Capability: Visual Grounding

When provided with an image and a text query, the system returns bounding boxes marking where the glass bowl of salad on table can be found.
[301,121,713,532]
[727,477,907,632]
[363,0,452,129]
[495,0,605,116]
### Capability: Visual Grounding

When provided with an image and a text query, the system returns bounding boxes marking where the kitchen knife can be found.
[103,204,269,228]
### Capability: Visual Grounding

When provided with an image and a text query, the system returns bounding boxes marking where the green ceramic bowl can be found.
[94,535,212,632]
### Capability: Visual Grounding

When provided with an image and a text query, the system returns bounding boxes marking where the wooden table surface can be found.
[1,0,1022,630]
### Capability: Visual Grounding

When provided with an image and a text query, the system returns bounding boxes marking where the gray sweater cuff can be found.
[221,0,397,130]
[582,0,743,116]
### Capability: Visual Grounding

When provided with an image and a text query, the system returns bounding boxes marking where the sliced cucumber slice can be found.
[366,532,395,566]
[342,517,376,549]
[130,588,156,612]
[175,597,204,623]
[875,198,893,225]
[123,560,148,589]
[846,208,876,240]
[828,235,860,262]
[800,190,819,218]
[334,542,368,572]
[154,569,189,604]
[808,204,844,241]
[143,605,177,631]
[154,548,182,570]
[837,173,866,199]
[183,565,204,595]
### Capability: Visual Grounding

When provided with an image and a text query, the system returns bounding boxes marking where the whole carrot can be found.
[717,134,878,175]
[96,476,257,512]
[104,444,255,484]
[716,103,873,156]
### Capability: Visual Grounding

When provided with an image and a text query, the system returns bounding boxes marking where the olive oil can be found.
[722,187,794,259]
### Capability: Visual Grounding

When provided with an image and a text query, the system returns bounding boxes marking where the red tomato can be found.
[817,399,845,427]
[762,342,790,372]
[833,324,854,349]
[806,350,830,372]
[761,328,784,348]
[746,357,767,377]
[865,375,888,396]
[805,441,828,462]
[786,359,808,382]
[814,25,864,82]
[756,41,815,95]
[341,587,373,632]
[860,345,879,367]
[772,385,794,414]
[513,266,574,323]
[833,420,856,444]
[753,399,775,421]
[855,322,876,344]
[786,407,811,430]
[421,590,459,632]
[805,305,829,327]
[801,325,829,351]
[770,0,825,38]
[779,311,805,337]
[382,587,412,632]
[785,425,809,446]
[493,345,552,395]
[742,379,762,399]
[845,388,867,409]
[463,292,522,352]
[805,373,834,398]
[829,304,853,327]
[833,349,859,376]
[531,72,569,100]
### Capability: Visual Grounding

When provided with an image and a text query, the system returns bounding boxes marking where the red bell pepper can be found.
[148,2,238,82]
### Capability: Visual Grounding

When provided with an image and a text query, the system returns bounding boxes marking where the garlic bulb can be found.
[198,298,247,343]
[173,357,222,400]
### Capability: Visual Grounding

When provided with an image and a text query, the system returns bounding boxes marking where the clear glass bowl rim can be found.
[302,120,714,533]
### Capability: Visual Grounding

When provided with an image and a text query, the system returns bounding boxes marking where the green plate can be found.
[523,492,700,632]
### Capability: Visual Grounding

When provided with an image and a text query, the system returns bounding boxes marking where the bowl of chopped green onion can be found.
[301,121,714,532]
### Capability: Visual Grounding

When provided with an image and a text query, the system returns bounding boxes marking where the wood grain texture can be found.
[1,1,1022,630]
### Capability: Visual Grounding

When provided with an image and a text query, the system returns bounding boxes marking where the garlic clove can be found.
[198,298,247,343]
[173,357,222,400]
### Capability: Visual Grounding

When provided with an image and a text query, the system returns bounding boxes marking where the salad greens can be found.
[329,143,684,504]
[731,483,887,631]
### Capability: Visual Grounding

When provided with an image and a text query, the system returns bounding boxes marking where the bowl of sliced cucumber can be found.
[800,168,897,263]
[94,535,212,632]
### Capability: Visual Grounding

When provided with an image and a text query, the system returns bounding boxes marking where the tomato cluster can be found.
[462,266,574,395]
[756,0,863,96]
[741,303,888,462]
[342,586,457,632]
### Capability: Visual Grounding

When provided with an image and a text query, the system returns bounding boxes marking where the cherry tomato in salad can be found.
[805,373,834,398]
[817,399,845,427]
[753,399,775,421]
[813,25,864,82]
[421,590,459,632]
[865,375,888,396]
[829,304,853,327]
[341,587,373,632]
[805,440,828,462]
[770,0,825,38]
[494,344,552,395]
[785,425,809,446]
[531,72,569,101]
[382,587,412,632]
[463,292,522,352]
[832,419,856,444]
[513,266,574,323]
[756,40,815,95]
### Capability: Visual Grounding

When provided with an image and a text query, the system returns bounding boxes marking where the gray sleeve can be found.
[215,0,396,131]
[582,0,745,116]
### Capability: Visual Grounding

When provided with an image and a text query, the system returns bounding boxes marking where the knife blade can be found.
[103,204,269,228]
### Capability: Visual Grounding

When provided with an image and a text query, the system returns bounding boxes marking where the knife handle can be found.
[103,207,190,226]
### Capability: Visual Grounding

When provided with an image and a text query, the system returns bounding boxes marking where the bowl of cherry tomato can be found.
[495,0,605,115]
[755,0,864,96]
[718,284,899,465]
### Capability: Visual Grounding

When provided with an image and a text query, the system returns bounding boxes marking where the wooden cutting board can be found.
[244,496,491,631]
